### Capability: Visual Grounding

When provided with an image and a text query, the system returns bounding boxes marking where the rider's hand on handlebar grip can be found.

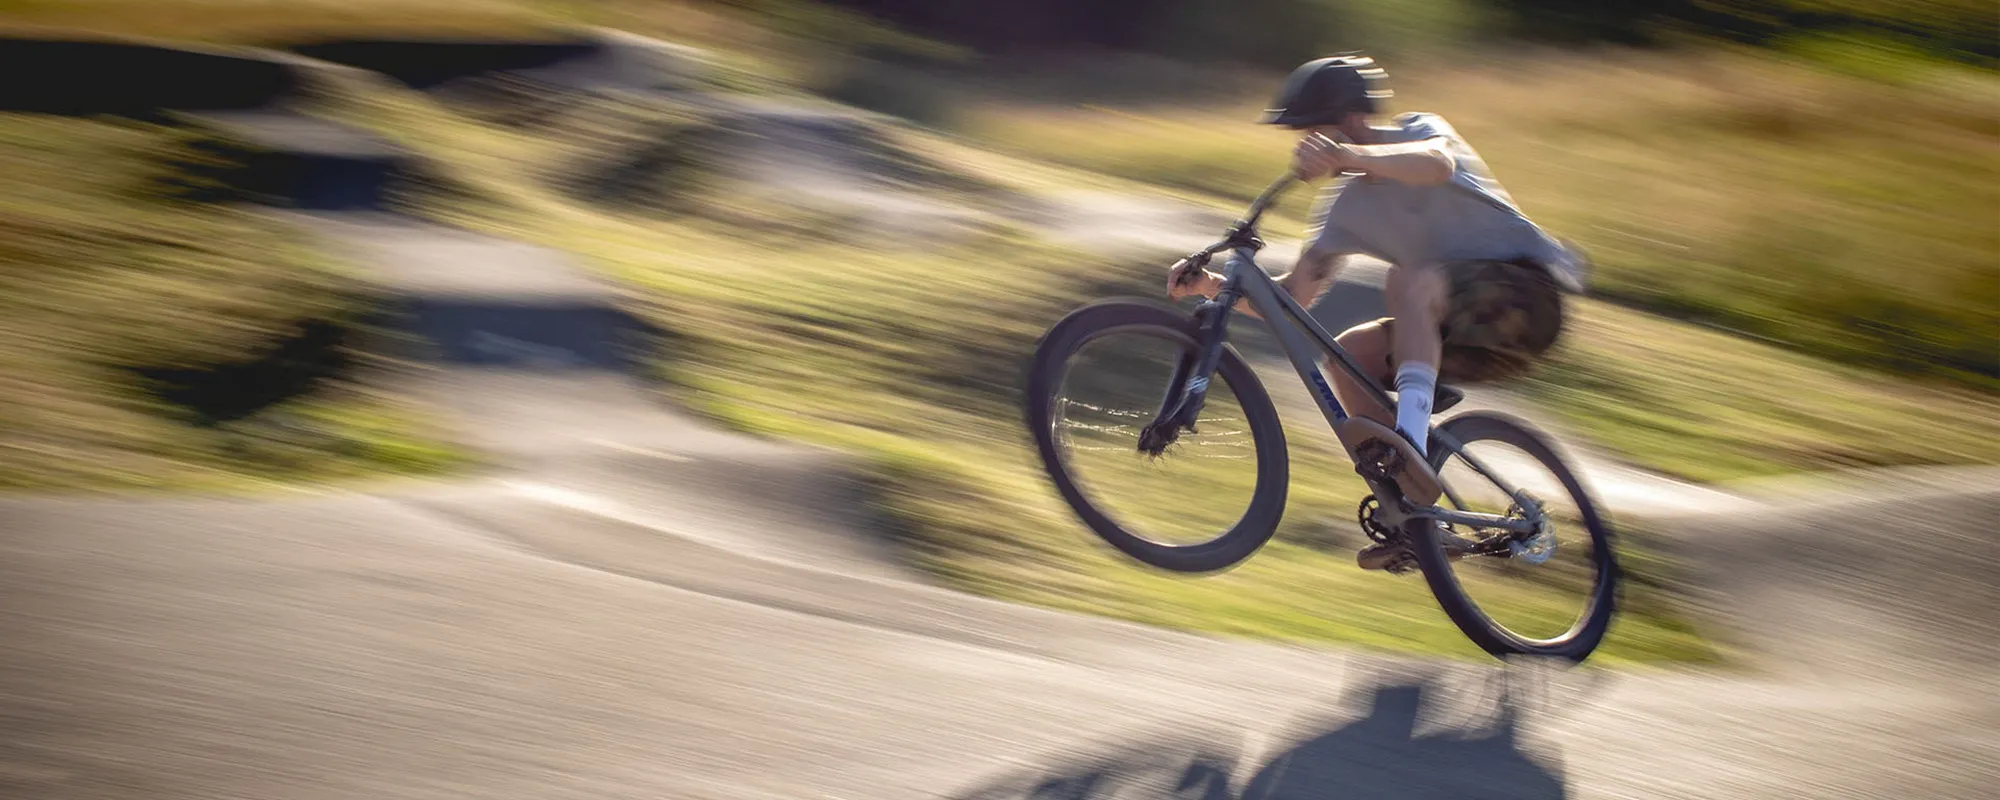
[1167,259,1221,301]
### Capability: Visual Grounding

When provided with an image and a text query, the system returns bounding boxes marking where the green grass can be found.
[0,115,466,491]
[334,84,1719,665]
[1518,297,2000,483]
[953,49,2000,388]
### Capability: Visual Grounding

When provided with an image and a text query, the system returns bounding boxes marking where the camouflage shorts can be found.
[1376,258,1566,384]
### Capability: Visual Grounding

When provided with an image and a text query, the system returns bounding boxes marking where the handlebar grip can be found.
[1169,255,1208,287]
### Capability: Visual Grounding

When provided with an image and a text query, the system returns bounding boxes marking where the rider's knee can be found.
[1335,318,1388,349]
[1333,318,1394,376]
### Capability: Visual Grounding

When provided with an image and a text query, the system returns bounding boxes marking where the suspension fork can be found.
[1138,286,1240,456]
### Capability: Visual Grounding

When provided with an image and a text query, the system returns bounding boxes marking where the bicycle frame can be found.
[1152,174,1538,534]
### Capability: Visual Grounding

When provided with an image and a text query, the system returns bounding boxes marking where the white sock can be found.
[1394,362,1438,456]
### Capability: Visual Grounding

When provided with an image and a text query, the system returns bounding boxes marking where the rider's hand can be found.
[1292,133,1353,181]
[1167,259,1223,301]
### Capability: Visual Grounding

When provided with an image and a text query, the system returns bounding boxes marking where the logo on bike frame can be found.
[1307,369,1344,416]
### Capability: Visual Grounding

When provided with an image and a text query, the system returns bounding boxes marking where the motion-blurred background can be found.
[3,4,1999,798]
[2,0,1995,661]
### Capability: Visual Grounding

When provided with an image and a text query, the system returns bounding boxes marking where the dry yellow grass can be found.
[961,48,2000,385]
[0,115,465,490]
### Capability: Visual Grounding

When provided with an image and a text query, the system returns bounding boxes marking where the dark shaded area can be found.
[393,299,663,373]
[224,147,400,211]
[130,319,352,425]
[127,297,667,424]
[822,0,1346,67]
[168,111,411,211]
[825,0,1997,66]
[1487,0,1997,62]
[0,39,300,116]
[286,39,598,89]
[552,112,734,215]
[825,0,1201,51]
[953,676,1568,799]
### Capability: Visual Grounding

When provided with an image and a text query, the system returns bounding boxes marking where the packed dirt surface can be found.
[5,466,1995,799]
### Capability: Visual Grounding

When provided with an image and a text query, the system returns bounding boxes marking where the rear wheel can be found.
[1025,300,1289,573]
[1411,411,1620,662]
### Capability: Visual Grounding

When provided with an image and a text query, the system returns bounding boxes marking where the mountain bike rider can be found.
[1168,53,1588,571]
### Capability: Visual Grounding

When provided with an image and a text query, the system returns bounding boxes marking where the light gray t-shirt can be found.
[1301,112,1585,293]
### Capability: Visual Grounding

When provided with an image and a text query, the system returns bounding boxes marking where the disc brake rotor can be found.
[1505,497,1558,564]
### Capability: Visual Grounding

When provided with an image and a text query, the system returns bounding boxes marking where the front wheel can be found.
[1411,411,1621,663]
[1024,299,1289,573]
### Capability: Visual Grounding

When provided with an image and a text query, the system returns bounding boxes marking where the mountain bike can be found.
[1022,173,1620,663]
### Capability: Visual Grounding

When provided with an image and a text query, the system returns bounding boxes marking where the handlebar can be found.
[1207,172,1300,254]
[1173,172,1301,273]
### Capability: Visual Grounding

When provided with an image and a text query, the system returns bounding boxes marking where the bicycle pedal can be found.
[1335,418,1443,506]
[1356,540,1419,573]
[1352,439,1400,472]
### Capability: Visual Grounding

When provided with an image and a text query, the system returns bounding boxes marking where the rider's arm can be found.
[1269,250,1341,317]
[1300,134,1455,187]
[1170,250,1339,319]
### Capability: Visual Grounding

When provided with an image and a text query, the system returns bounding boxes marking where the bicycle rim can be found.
[1049,325,1267,549]
[1425,413,1616,653]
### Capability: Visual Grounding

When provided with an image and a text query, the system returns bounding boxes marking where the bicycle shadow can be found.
[952,664,1591,799]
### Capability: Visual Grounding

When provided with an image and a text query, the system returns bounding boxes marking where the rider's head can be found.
[1257,53,1391,143]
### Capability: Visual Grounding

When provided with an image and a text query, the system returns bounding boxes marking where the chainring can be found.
[1356,495,1398,544]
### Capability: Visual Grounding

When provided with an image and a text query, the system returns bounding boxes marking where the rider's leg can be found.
[1384,264,1448,454]
[1326,320,1395,428]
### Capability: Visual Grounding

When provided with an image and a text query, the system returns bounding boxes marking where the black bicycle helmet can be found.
[1258,54,1392,127]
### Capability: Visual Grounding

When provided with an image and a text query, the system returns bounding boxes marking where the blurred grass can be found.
[0,115,466,491]
[954,49,2000,389]
[0,0,960,94]
[330,81,1719,665]
[1521,297,2000,483]
[947,53,2000,482]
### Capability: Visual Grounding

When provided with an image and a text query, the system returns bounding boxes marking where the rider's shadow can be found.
[953,672,1572,800]
[1240,682,1563,799]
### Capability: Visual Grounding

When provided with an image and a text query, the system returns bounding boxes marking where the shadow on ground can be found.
[129,317,352,425]
[393,299,665,373]
[952,668,1579,799]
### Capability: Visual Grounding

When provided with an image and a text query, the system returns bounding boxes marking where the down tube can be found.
[1232,252,1349,427]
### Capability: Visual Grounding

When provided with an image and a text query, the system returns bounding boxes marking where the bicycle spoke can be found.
[1434,439,1598,642]
[1052,331,1263,547]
